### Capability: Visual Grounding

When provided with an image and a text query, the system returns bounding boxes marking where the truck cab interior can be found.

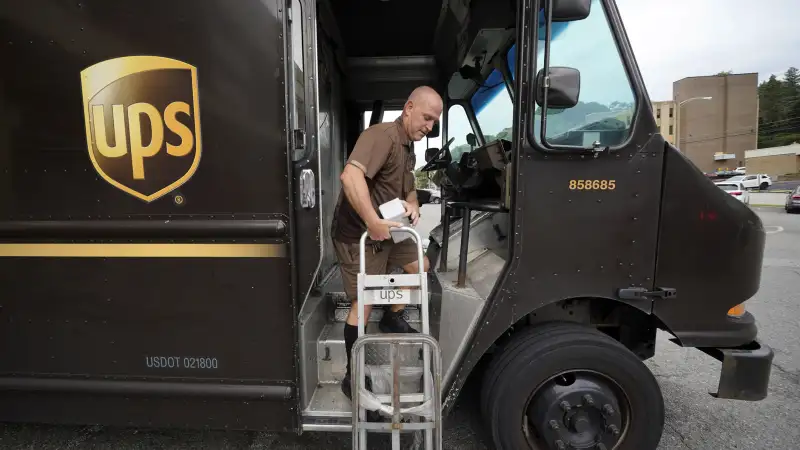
[298,0,623,430]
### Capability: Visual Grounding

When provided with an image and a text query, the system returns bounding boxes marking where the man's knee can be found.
[403,256,430,273]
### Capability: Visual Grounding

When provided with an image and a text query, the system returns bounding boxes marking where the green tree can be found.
[414,168,432,189]
[781,67,799,116]
[757,67,800,148]
[759,75,784,123]
[783,67,799,94]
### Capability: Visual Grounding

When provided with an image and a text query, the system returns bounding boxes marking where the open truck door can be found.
[0,0,315,431]
[288,0,331,307]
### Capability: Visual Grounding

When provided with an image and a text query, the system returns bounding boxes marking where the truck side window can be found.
[532,0,637,148]
[446,104,473,162]
[290,0,306,161]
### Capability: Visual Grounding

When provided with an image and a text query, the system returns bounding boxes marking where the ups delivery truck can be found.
[0,0,774,449]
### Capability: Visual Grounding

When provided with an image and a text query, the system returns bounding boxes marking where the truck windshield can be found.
[471,68,513,145]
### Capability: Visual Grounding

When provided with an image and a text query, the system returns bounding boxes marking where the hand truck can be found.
[350,227,443,450]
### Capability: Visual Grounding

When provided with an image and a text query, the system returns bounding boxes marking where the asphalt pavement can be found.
[770,180,799,192]
[0,205,796,449]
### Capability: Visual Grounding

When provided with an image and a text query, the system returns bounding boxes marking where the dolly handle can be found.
[359,227,424,275]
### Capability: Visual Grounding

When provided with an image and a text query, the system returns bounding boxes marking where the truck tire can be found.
[480,321,664,450]
[760,182,768,190]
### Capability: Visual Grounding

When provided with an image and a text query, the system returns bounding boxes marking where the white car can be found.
[717,174,772,191]
[717,181,750,204]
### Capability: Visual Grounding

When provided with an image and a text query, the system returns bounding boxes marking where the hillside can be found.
[448,101,629,155]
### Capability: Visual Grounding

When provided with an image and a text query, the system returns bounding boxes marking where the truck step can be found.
[331,304,421,323]
[303,382,431,425]
[301,414,431,436]
[304,383,352,418]
[301,415,352,432]
[316,322,426,384]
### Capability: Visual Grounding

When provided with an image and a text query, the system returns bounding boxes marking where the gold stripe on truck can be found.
[0,243,287,258]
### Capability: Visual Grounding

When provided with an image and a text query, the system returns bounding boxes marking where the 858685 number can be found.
[569,179,616,190]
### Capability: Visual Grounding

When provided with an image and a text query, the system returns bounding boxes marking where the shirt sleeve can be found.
[347,129,392,179]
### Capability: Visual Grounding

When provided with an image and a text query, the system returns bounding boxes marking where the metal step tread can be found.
[304,383,352,418]
[317,322,427,384]
[301,415,351,432]
[304,378,432,420]
[332,305,421,323]
[301,416,434,435]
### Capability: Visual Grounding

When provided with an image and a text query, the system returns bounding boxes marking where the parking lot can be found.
[770,180,800,192]
[0,205,797,449]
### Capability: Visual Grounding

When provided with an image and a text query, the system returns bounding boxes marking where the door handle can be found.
[300,169,316,209]
[293,129,306,150]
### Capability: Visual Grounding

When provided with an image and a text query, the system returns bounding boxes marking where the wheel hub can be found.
[526,372,626,449]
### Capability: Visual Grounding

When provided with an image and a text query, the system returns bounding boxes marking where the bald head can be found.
[401,85,443,142]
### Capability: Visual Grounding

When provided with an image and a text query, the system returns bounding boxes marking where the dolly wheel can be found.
[480,322,665,450]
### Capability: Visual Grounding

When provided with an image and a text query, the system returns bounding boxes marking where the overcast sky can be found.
[616,0,799,101]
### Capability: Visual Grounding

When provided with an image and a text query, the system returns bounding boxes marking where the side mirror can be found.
[466,133,477,147]
[425,147,440,162]
[552,0,591,22]
[535,66,580,108]
[428,122,440,138]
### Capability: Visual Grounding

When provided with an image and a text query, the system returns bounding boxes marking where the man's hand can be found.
[402,200,421,227]
[367,218,403,241]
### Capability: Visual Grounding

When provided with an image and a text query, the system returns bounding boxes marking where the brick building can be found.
[673,73,759,173]
[652,100,676,145]
[745,143,800,177]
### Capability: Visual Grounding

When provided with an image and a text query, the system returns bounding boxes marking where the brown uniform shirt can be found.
[331,117,416,244]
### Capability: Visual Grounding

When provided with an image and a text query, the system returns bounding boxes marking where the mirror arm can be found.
[539,0,554,148]
[527,2,590,155]
[537,1,586,154]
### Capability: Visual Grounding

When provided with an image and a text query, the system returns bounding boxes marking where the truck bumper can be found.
[697,339,774,401]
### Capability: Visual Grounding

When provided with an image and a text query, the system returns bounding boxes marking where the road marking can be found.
[765,226,784,235]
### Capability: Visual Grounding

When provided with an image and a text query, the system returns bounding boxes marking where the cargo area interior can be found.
[298,0,517,429]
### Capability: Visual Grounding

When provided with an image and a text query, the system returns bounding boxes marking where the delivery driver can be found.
[331,85,443,400]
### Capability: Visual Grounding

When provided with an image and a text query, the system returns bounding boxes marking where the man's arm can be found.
[339,132,401,240]
[340,163,381,226]
[340,163,401,240]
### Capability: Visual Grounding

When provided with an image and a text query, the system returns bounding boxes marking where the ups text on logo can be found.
[80,56,202,202]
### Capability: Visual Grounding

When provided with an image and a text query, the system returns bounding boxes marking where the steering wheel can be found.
[420,137,456,172]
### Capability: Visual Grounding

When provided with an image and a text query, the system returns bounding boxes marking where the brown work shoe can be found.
[379,309,419,334]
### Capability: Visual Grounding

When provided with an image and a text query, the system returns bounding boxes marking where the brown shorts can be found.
[333,238,421,301]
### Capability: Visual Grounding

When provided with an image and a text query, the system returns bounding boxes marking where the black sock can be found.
[343,323,358,379]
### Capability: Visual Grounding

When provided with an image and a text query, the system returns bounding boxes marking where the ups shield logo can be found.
[80,56,202,202]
